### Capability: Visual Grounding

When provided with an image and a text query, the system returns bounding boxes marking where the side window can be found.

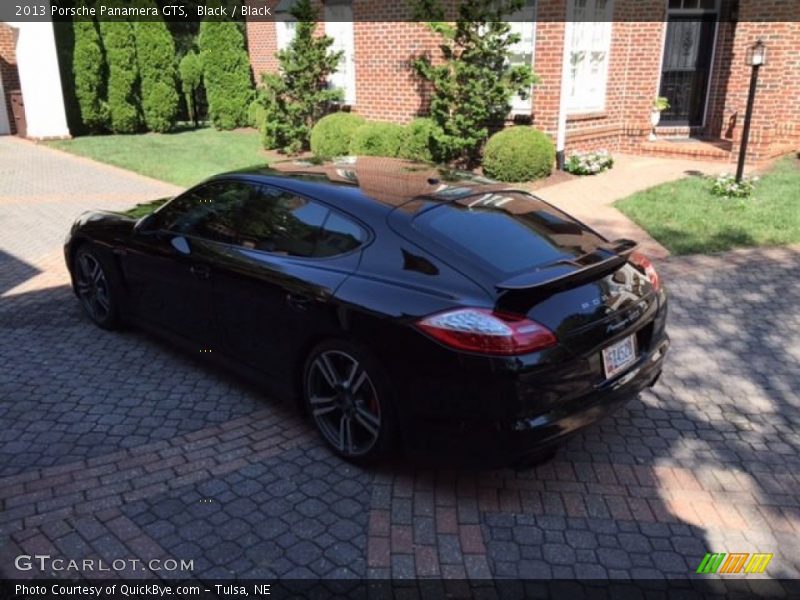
[316,212,365,257]
[159,181,253,245]
[151,183,219,230]
[235,186,329,257]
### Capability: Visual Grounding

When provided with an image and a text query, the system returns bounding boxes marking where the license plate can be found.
[602,334,637,380]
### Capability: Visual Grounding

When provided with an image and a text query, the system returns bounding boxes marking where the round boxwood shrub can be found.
[349,122,405,157]
[398,117,439,162]
[310,112,366,158]
[482,127,555,182]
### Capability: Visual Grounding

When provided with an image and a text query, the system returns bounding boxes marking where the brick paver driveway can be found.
[1,138,799,585]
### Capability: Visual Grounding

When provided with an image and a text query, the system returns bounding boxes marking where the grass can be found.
[616,156,800,255]
[46,127,267,188]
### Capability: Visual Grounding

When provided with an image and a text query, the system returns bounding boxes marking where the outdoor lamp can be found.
[736,40,767,182]
[746,39,767,67]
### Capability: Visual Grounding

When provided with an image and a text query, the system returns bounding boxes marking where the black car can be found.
[65,157,669,464]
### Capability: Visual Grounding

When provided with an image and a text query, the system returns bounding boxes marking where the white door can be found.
[324,2,356,106]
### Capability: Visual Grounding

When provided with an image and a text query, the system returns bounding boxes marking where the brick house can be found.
[0,20,70,139]
[246,0,800,164]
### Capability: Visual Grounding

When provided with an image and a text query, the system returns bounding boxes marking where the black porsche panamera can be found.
[65,157,669,464]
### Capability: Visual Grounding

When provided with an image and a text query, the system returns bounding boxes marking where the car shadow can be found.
[0,249,41,296]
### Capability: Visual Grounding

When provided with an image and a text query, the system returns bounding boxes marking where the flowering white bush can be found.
[710,173,759,198]
[564,150,614,175]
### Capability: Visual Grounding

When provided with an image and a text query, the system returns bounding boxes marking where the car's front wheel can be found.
[303,340,396,463]
[73,245,120,330]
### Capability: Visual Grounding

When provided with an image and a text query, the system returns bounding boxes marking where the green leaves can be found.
[134,4,179,133]
[410,0,538,165]
[178,51,203,125]
[73,14,108,132]
[198,17,253,130]
[257,0,344,153]
[99,14,142,133]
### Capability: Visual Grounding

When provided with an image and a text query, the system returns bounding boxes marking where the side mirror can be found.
[170,236,191,255]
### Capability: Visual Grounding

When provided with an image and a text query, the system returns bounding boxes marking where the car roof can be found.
[211,156,517,223]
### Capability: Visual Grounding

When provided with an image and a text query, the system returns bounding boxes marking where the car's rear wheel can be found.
[73,245,120,330]
[303,340,395,463]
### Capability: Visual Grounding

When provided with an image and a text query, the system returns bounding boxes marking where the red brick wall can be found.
[246,1,281,80]
[244,0,799,161]
[529,0,566,139]
[0,23,20,135]
[719,1,800,161]
[351,21,440,122]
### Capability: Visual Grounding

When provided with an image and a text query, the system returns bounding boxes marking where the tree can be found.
[257,0,343,153]
[100,11,142,133]
[72,14,108,132]
[134,2,179,133]
[410,0,539,165]
[198,13,253,130]
[179,50,203,127]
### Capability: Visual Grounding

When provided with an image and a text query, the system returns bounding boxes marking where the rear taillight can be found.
[416,308,557,356]
[630,252,661,291]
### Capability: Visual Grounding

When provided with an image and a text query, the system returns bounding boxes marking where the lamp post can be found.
[736,39,767,182]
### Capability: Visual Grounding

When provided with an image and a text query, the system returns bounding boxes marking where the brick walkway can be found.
[533,153,728,260]
[1,139,799,583]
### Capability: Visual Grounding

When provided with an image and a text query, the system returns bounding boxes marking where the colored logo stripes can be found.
[696,552,773,574]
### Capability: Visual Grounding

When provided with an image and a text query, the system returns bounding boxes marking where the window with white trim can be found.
[275,19,296,52]
[507,0,537,114]
[324,1,356,106]
[566,0,613,114]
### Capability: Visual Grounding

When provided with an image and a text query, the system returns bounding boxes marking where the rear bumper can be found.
[400,334,669,465]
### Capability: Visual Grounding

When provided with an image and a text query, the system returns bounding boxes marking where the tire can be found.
[73,245,121,330]
[303,339,397,463]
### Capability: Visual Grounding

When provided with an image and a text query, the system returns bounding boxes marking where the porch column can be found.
[7,18,70,139]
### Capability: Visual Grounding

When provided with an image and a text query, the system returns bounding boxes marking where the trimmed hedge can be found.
[198,19,253,130]
[482,126,555,182]
[248,98,267,130]
[178,50,203,125]
[134,13,179,133]
[310,112,365,158]
[99,18,141,133]
[72,17,108,132]
[349,122,405,157]
[398,117,439,162]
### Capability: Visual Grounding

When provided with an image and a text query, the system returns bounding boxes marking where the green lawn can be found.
[46,127,266,188]
[616,156,800,255]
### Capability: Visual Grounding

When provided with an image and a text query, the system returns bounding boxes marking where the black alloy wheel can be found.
[74,247,119,329]
[304,342,393,461]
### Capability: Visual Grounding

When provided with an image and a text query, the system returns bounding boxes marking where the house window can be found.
[566,0,613,114]
[668,0,715,10]
[275,19,296,52]
[324,1,356,106]
[507,0,537,114]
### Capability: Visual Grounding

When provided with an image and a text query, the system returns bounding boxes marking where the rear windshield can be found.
[412,192,606,277]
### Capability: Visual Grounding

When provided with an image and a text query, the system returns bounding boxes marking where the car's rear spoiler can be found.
[496,239,638,293]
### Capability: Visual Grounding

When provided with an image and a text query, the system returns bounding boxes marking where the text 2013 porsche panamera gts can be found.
[65,157,669,464]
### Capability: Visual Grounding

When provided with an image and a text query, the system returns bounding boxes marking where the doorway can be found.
[658,13,716,126]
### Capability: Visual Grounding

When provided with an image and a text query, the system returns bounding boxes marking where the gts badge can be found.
[607,304,645,333]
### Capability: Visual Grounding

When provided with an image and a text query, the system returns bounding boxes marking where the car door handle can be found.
[286,293,311,311]
[189,264,210,279]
